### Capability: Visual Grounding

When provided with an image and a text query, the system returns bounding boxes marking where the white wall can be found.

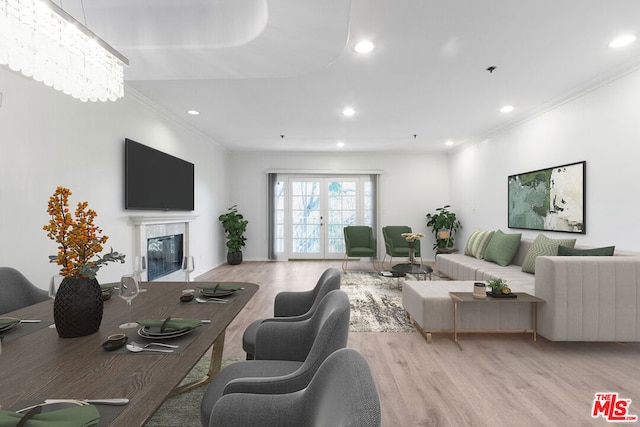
[449,68,640,252]
[0,67,229,288]
[228,151,451,260]
[6,59,636,289]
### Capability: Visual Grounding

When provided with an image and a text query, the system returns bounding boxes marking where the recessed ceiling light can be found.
[187,109,200,115]
[609,34,636,48]
[342,107,355,117]
[354,40,374,54]
[500,105,514,113]
[336,141,345,148]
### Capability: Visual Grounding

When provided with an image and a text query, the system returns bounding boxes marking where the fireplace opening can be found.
[147,234,183,281]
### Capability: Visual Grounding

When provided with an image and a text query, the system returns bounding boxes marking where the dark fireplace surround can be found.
[147,234,184,281]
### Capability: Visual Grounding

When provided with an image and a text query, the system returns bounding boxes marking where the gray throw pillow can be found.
[557,245,615,256]
[483,230,522,266]
[521,234,577,273]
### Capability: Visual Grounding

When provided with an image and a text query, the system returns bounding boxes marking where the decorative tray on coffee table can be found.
[486,292,517,298]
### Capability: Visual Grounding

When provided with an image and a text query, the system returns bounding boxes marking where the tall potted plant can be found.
[43,186,125,338]
[426,204,462,250]
[219,205,248,265]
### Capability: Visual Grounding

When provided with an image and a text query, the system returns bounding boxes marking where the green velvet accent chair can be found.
[342,226,377,271]
[382,226,422,269]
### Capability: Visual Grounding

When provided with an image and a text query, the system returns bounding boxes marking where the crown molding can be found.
[452,56,640,154]
[123,85,228,152]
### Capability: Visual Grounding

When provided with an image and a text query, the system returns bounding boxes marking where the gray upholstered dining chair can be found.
[0,267,49,315]
[241,267,341,359]
[201,290,350,427]
[208,348,381,427]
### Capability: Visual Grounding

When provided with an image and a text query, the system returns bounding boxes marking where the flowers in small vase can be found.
[43,186,125,279]
[401,232,424,264]
[401,232,425,243]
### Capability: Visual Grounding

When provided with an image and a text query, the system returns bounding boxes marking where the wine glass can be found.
[119,274,140,329]
[133,255,147,287]
[48,275,63,300]
[182,256,195,281]
[182,256,195,293]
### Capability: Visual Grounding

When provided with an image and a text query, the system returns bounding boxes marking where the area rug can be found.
[341,272,416,333]
[146,356,243,427]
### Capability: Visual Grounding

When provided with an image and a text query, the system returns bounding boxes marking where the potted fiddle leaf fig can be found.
[218,205,248,265]
[426,205,461,250]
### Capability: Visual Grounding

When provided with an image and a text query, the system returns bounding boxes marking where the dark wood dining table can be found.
[0,280,258,426]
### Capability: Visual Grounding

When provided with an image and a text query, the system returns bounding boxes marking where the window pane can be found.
[328,238,345,253]
[292,238,320,253]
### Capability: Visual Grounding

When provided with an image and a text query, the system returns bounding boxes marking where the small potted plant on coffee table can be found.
[486,278,511,296]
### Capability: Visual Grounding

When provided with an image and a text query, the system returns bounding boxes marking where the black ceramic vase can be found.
[227,252,243,265]
[53,277,104,338]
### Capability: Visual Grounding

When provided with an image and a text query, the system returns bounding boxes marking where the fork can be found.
[130,341,179,349]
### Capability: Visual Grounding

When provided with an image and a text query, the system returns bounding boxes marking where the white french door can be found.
[281,176,374,259]
[290,178,323,258]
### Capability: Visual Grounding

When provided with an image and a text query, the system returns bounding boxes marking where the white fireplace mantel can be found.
[129,215,198,281]
[128,215,199,226]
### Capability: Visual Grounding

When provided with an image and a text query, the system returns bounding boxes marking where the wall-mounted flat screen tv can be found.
[125,138,195,211]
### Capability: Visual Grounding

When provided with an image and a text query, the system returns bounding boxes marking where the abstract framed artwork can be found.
[508,161,586,234]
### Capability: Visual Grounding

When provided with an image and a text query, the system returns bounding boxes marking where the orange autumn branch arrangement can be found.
[43,186,125,279]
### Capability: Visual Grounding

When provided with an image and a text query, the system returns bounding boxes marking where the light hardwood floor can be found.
[198,260,640,427]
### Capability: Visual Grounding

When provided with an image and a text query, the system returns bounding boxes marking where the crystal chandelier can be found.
[0,0,128,102]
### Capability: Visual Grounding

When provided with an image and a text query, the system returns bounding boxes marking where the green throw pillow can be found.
[521,234,577,273]
[464,230,495,259]
[558,245,615,256]
[483,230,522,266]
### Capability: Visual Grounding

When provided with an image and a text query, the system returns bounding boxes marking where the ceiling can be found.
[62,0,640,152]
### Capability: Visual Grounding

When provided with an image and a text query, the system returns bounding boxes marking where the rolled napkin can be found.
[0,318,20,327]
[137,318,202,331]
[0,404,100,427]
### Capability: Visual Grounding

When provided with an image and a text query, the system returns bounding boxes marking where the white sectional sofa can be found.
[436,239,536,291]
[429,238,640,341]
[402,236,640,342]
